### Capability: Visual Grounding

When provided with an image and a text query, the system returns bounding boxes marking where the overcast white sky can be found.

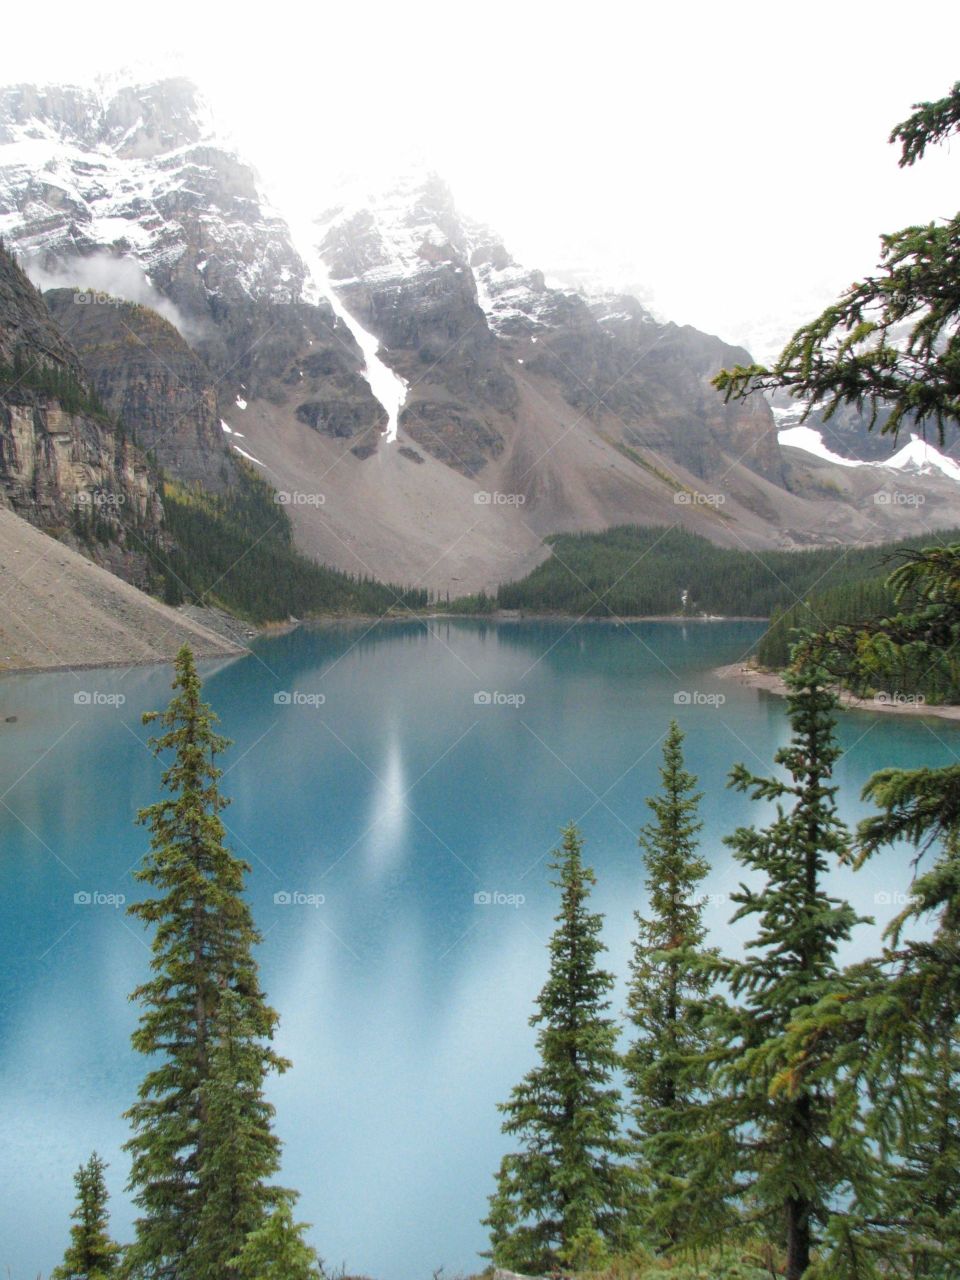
[3,0,959,359]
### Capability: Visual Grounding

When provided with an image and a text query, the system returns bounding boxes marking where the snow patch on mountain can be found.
[286,210,408,444]
[0,80,301,312]
[779,424,960,484]
[887,434,960,483]
[778,425,861,468]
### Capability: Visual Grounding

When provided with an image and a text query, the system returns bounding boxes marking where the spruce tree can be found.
[52,1153,121,1280]
[785,828,960,1275]
[623,721,725,1250]
[484,824,632,1273]
[711,667,870,1280]
[124,645,292,1279]
[230,1201,324,1279]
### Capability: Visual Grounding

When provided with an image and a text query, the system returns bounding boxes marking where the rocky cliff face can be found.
[315,173,783,486]
[0,241,160,576]
[43,287,230,487]
[0,77,380,431]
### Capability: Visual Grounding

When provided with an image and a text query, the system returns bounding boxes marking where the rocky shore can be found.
[716,661,960,722]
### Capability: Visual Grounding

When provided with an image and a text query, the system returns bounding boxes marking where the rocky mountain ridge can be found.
[2,77,959,594]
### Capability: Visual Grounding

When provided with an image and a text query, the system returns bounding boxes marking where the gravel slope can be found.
[0,506,244,673]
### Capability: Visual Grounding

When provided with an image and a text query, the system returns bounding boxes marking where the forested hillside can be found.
[495,524,960,619]
[152,464,428,622]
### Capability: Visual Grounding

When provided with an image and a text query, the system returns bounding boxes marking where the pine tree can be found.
[124,645,292,1279]
[52,1153,121,1280]
[484,824,632,1273]
[623,721,726,1250]
[190,987,294,1276]
[784,827,960,1276]
[710,666,870,1280]
[229,1201,324,1279]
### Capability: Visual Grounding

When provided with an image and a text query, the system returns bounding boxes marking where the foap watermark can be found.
[74,491,126,509]
[474,890,526,908]
[275,491,325,506]
[274,690,325,707]
[875,691,926,706]
[474,491,526,506]
[873,491,925,507]
[674,890,728,909]
[474,690,526,707]
[273,890,325,907]
[874,890,922,907]
[74,890,126,908]
[74,289,120,307]
[674,690,726,707]
[74,691,126,707]
[674,491,726,507]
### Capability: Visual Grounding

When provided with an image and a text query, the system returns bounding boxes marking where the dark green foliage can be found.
[708,668,871,1280]
[891,81,960,166]
[437,589,497,615]
[51,1153,121,1280]
[0,349,109,419]
[124,646,293,1279]
[709,88,960,1272]
[624,723,727,1250]
[150,465,428,623]
[485,825,633,1273]
[494,524,960,621]
[229,1201,324,1279]
[756,578,895,672]
[714,81,960,448]
[779,825,960,1274]
[793,544,960,709]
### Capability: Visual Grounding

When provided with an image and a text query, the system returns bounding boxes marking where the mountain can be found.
[0,238,162,582]
[2,77,960,596]
[772,393,960,464]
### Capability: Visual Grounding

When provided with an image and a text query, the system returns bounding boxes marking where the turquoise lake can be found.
[0,619,952,1278]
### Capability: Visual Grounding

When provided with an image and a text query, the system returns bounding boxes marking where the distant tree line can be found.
[494,523,960,621]
[150,464,428,622]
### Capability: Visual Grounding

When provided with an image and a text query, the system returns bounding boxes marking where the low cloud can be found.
[26,252,205,345]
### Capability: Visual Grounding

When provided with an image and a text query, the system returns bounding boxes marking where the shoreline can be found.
[716,662,960,723]
[297,610,770,627]
[0,611,767,679]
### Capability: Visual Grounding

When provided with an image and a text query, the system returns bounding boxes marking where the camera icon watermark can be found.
[274,690,325,707]
[874,691,926,706]
[874,889,921,907]
[274,491,325,506]
[74,491,126,509]
[673,690,725,707]
[673,890,728,908]
[73,890,125,908]
[74,289,120,307]
[473,491,526,506]
[873,491,925,507]
[74,691,126,706]
[674,491,725,507]
[273,890,325,907]
[474,890,526,908]
[474,690,526,707]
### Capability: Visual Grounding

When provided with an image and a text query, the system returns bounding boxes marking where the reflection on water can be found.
[0,620,952,1278]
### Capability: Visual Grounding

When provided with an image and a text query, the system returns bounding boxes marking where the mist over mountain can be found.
[2,75,959,597]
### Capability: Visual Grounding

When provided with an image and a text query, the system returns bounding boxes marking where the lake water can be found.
[0,619,952,1279]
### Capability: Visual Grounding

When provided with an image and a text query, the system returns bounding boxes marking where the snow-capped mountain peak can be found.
[779,424,960,485]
